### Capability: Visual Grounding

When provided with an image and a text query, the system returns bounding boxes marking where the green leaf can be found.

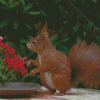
[8,75,17,81]
[49,8,52,11]
[26,10,47,16]
[0,0,8,6]
[41,10,47,16]
[0,7,9,9]
[58,6,64,14]
[19,39,28,43]
[83,31,87,36]
[63,21,69,25]
[23,3,34,12]
[3,67,8,75]
[13,19,19,29]
[37,75,40,78]
[76,15,82,19]
[0,64,4,69]
[25,22,32,30]
[8,0,13,5]
[82,0,84,5]
[0,59,4,65]
[0,19,11,28]
[72,22,81,34]
[58,27,64,33]
[6,41,19,55]
[28,35,33,41]
[50,35,58,48]
[0,73,2,77]
[21,73,29,81]
[2,75,8,81]
[13,1,19,7]
[37,31,40,36]
[57,39,64,45]
[94,27,100,31]
[27,51,34,57]
[92,0,97,3]
[76,36,82,44]
[97,14,100,18]
[62,37,70,42]
[59,33,70,43]
[84,21,93,30]
[57,45,69,55]
[20,0,25,6]
[8,0,19,9]
[5,67,9,72]
[0,47,3,50]
[63,32,68,38]
[65,8,74,18]
[54,0,61,3]
[19,44,26,56]
[8,70,15,75]
[50,35,58,41]
[86,4,90,8]
[95,35,100,43]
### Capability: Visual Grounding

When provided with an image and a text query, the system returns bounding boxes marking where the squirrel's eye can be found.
[32,40,36,44]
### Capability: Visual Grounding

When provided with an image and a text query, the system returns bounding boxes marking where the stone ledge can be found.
[35,86,100,100]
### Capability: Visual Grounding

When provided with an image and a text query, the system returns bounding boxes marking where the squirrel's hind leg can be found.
[35,89,56,95]
[54,92,66,96]
[52,74,71,95]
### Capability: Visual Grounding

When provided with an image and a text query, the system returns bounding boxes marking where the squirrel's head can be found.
[27,21,52,54]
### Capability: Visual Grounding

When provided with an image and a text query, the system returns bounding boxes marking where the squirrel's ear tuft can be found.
[44,32,49,38]
[40,32,49,40]
[40,20,48,36]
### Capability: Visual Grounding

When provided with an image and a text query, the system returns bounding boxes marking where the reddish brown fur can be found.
[26,21,100,96]
[69,40,100,89]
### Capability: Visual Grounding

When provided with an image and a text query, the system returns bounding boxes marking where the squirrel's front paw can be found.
[29,68,40,76]
[26,60,34,67]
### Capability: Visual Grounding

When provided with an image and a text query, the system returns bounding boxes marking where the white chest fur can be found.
[38,54,55,89]
[38,54,41,66]
[44,72,55,89]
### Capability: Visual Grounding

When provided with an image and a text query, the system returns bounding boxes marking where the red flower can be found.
[2,43,9,49]
[24,56,28,60]
[6,58,13,65]
[18,59,24,65]
[0,36,3,42]
[10,48,15,55]
[3,47,15,56]
[17,54,21,57]
[13,55,19,61]
[13,63,19,69]
[0,42,3,47]
[12,67,18,71]
[7,64,12,68]
[1,41,28,76]
[21,69,28,76]
[19,65,24,70]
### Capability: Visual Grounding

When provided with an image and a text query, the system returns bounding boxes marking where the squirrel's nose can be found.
[26,43,28,47]
[26,43,30,49]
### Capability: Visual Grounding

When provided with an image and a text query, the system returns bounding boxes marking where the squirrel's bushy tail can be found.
[69,40,100,89]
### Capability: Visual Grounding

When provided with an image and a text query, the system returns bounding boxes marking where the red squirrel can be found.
[26,21,100,96]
